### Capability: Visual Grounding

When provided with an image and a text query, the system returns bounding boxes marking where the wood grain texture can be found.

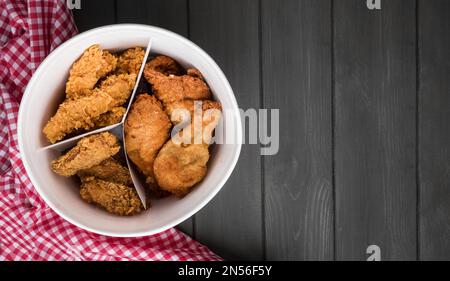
[73,0,116,32]
[116,0,188,35]
[261,0,333,260]
[334,0,417,260]
[115,0,193,236]
[189,0,263,260]
[418,0,450,261]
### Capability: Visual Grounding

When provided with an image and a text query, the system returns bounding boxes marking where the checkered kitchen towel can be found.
[0,0,220,261]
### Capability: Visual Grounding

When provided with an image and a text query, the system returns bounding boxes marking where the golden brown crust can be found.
[95,73,136,106]
[116,47,145,76]
[44,73,134,144]
[144,69,211,105]
[124,94,171,184]
[93,107,126,127]
[77,157,132,185]
[186,68,204,79]
[43,91,115,143]
[66,45,117,99]
[152,98,222,196]
[153,141,209,197]
[80,176,142,216]
[144,56,211,106]
[51,132,120,177]
[145,55,183,76]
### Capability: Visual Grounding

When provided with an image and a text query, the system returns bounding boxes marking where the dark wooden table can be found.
[73,0,450,261]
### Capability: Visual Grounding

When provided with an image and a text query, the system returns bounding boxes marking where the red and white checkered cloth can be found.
[0,0,220,261]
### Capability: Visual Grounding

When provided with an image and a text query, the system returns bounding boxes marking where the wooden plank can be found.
[115,0,193,236]
[334,0,416,260]
[116,0,188,35]
[72,0,116,32]
[261,0,333,260]
[419,0,450,261]
[189,0,263,260]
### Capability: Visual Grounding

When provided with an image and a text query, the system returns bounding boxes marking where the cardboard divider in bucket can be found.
[40,39,153,209]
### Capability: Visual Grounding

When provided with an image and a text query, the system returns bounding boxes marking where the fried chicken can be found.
[66,45,117,99]
[145,55,183,75]
[124,94,171,185]
[95,73,137,106]
[154,100,222,197]
[77,157,132,185]
[51,132,120,177]
[80,176,142,216]
[141,56,222,197]
[93,107,126,127]
[153,141,209,197]
[43,91,115,143]
[116,47,146,76]
[44,73,134,143]
[144,56,211,106]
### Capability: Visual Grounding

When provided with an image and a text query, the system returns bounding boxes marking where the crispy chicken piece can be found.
[124,94,171,185]
[77,157,132,185]
[153,141,209,197]
[95,73,137,106]
[144,69,211,105]
[80,176,142,216]
[154,100,222,197]
[43,91,115,143]
[66,45,117,99]
[145,55,183,75]
[44,73,134,143]
[93,107,126,127]
[116,47,146,76]
[51,132,120,177]
[69,107,125,137]
[144,57,211,106]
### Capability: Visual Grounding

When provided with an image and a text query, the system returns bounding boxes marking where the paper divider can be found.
[121,38,153,209]
[39,123,123,152]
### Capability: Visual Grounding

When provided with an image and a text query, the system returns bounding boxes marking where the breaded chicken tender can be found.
[95,73,137,106]
[116,47,146,75]
[124,94,171,184]
[144,56,211,106]
[66,45,117,99]
[44,73,134,143]
[80,176,142,216]
[153,142,209,197]
[93,107,126,127]
[77,157,132,185]
[51,132,120,177]
[43,91,115,143]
